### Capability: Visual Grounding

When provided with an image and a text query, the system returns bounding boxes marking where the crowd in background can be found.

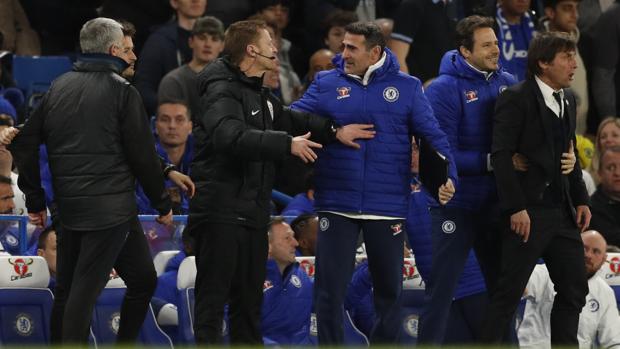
[0,0,619,347]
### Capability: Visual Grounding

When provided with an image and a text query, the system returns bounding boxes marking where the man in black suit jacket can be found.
[480,31,591,345]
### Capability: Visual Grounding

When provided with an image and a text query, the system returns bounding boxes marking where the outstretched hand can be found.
[336,124,376,149]
[291,132,322,163]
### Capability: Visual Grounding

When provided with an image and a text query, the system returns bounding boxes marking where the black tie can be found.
[552,91,563,118]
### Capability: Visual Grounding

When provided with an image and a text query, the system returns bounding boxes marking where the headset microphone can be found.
[254,51,277,60]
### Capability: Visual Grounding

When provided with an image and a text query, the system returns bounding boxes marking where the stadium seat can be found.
[177,256,197,344]
[90,277,173,347]
[344,310,369,346]
[0,256,53,345]
[296,256,315,280]
[601,253,620,309]
[12,56,72,95]
[153,250,180,277]
[400,257,425,344]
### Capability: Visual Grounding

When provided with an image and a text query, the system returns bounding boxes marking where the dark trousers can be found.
[50,217,157,345]
[192,221,268,345]
[314,212,404,344]
[479,207,588,345]
[418,206,501,344]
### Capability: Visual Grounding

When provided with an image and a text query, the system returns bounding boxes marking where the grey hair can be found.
[79,17,124,54]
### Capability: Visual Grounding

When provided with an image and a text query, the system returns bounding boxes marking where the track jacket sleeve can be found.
[409,80,458,183]
[426,78,489,175]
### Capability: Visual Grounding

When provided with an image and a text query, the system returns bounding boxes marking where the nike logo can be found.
[251,110,260,116]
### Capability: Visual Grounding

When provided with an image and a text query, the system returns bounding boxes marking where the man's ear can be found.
[459,45,471,60]
[109,43,120,57]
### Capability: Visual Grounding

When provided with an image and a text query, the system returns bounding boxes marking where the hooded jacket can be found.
[292,48,457,217]
[190,57,337,228]
[425,50,516,210]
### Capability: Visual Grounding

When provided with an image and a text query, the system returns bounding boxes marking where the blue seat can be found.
[90,278,173,347]
[0,256,53,345]
[12,55,72,116]
[12,55,72,95]
[344,309,369,346]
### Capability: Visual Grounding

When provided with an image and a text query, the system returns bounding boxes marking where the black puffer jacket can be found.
[189,57,337,228]
[11,54,171,231]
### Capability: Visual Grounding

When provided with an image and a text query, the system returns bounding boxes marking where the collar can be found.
[347,51,387,86]
[76,53,128,74]
[535,75,564,117]
[463,59,494,80]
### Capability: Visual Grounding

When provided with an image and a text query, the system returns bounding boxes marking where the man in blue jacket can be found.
[418,15,518,345]
[292,21,457,344]
[262,216,313,345]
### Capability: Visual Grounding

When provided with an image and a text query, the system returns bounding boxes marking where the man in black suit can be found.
[480,31,591,345]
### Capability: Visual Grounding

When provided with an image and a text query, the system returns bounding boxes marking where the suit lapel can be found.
[564,90,576,136]
[529,79,556,158]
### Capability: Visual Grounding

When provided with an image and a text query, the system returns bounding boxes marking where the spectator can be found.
[256,1,302,105]
[281,173,315,220]
[136,100,193,215]
[590,117,620,182]
[388,0,457,83]
[0,175,16,254]
[591,0,620,121]
[374,17,394,42]
[518,230,620,348]
[36,226,57,289]
[0,98,26,215]
[306,49,335,85]
[0,0,41,55]
[262,217,313,345]
[291,21,457,344]
[417,16,517,344]
[158,16,225,119]
[323,10,359,54]
[590,146,620,247]
[494,0,537,81]
[135,0,207,116]
[540,0,588,134]
[99,0,174,54]
[290,213,318,256]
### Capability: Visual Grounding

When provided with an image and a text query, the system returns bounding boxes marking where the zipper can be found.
[359,85,368,213]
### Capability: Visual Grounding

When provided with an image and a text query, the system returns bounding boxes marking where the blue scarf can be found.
[495,5,536,80]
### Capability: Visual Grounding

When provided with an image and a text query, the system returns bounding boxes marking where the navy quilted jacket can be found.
[292,48,456,217]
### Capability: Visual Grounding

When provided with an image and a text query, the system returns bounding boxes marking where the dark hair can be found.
[157,98,192,120]
[323,10,358,35]
[455,15,495,52]
[247,14,279,36]
[224,20,268,65]
[0,174,12,185]
[543,0,580,9]
[192,16,225,41]
[344,21,386,51]
[117,19,136,38]
[37,226,56,250]
[291,213,317,241]
[527,31,576,79]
